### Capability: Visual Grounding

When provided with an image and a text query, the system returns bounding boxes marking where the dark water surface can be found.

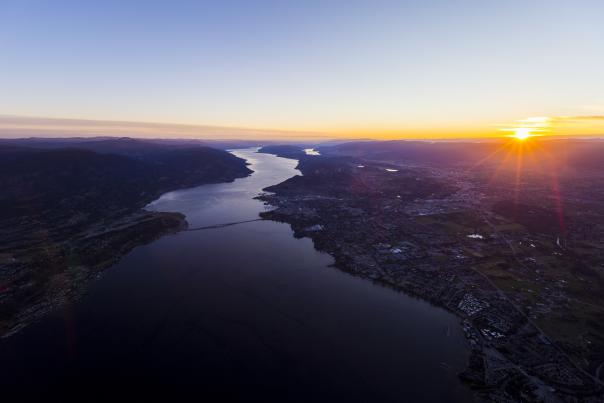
[0,149,472,402]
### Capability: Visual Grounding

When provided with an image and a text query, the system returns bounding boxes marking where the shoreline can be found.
[1,209,187,338]
[0,154,253,339]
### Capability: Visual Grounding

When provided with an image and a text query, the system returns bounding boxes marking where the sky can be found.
[1,0,604,139]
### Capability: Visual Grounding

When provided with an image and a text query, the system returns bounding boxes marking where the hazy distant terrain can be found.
[318,138,604,170]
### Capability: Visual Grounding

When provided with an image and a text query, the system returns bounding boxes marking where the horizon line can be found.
[0,114,603,142]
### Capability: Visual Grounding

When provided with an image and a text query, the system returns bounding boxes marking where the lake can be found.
[0,149,472,402]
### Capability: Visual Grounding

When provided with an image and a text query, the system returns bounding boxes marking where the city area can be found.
[259,140,604,401]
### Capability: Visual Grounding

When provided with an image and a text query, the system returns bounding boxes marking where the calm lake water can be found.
[0,149,472,402]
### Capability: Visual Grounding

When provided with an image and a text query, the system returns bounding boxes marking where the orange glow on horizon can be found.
[0,114,602,141]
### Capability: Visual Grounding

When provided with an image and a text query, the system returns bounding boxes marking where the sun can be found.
[513,127,532,140]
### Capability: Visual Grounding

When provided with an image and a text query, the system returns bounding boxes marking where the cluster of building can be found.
[259,155,604,401]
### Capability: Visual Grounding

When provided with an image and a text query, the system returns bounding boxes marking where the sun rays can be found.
[468,134,567,234]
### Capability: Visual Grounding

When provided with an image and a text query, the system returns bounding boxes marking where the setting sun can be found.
[513,128,532,140]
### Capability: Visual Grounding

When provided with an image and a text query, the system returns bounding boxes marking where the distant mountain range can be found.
[317,138,604,170]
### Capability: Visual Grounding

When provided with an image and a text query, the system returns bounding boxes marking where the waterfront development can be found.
[259,141,604,401]
[0,149,472,402]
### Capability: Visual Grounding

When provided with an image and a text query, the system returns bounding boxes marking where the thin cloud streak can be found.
[0,115,331,140]
[496,115,604,137]
[552,115,604,121]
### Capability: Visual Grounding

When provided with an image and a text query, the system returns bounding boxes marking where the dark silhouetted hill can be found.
[0,139,251,336]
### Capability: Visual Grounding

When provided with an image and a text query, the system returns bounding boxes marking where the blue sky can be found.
[1,0,603,138]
